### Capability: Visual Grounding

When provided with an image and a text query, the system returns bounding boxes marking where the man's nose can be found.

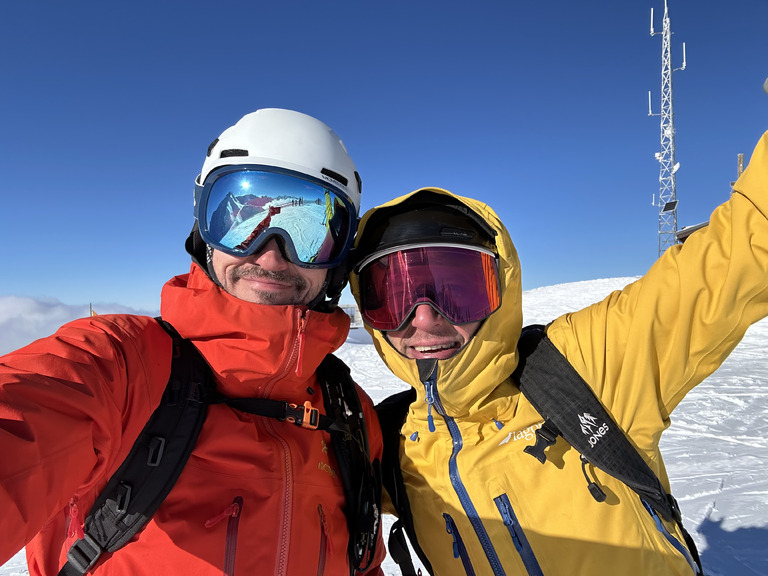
[252,238,290,269]
[408,303,448,330]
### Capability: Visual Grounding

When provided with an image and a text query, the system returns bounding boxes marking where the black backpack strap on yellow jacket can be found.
[514,324,702,575]
[60,318,215,576]
[376,325,702,576]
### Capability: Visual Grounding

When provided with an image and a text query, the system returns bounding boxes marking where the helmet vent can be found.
[206,138,219,157]
[220,149,249,158]
[321,167,348,186]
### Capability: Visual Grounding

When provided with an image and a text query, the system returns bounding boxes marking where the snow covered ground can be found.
[2,277,767,575]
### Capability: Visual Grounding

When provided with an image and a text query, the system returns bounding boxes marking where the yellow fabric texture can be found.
[350,130,768,576]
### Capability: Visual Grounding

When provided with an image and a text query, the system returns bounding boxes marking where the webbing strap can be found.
[387,520,420,576]
[515,326,702,573]
[212,394,348,433]
[59,319,214,575]
[515,326,678,522]
[317,354,382,576]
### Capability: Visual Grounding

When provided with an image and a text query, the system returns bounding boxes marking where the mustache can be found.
[231,267,307,291]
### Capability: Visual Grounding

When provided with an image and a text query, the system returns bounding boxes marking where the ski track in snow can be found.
[2,277,767,575]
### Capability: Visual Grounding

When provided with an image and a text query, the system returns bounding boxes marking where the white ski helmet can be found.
[194,108,361,216]
[186,108,362,311]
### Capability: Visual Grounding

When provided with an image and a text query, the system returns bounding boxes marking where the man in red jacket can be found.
[0,108,385,576]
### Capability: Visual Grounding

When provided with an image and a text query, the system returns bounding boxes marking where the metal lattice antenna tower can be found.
[649,0,686,256]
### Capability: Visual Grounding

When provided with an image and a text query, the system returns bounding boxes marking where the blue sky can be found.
[2,0,767,312]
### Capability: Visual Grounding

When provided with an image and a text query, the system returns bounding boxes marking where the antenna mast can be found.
[649,0,686,256]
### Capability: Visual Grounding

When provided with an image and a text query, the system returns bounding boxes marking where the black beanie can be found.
[353,190,497,269]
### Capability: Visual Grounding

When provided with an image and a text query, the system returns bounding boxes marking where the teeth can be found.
[415,344,455,352]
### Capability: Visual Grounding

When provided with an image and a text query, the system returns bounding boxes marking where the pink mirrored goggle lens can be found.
[358,245,501,331]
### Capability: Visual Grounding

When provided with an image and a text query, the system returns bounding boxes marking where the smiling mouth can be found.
[243,277,292,288]
[413,343,458,353]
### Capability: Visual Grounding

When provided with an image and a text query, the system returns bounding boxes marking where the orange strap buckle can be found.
[285,401,320,430]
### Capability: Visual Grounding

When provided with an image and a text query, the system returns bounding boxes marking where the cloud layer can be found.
[0,296,156,355]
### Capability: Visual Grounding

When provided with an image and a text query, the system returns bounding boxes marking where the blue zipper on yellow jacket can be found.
[423,368,506,574]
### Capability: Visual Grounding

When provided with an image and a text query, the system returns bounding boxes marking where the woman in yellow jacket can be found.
[349,131,768,575]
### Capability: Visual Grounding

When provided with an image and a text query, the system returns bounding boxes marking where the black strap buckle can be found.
[523,421,560,464]
[284,401,320,430]
[66,533,103,573]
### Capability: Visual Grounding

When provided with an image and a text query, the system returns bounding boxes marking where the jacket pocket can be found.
[205,496,243,576]
[493,494,544,576]
[443,513,476,576]
[224,497,243,576]
[317,504,329,576]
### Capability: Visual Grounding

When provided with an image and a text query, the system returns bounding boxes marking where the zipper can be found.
[262,308,310,397]
[205,497,243,576]
[422,369,505,575]
[642,500,700,574]
[252,308,307,575]
[294,311,308,377]
[317,504,329,576]
[424,378,437,432]
[224,497,243,576]
[494,494,544,576]
[443,513,476,575]
[264,417,293,576]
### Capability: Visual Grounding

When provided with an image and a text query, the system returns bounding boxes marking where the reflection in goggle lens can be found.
[199,169,352,267]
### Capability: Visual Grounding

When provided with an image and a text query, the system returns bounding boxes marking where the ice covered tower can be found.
[649,0,686,256]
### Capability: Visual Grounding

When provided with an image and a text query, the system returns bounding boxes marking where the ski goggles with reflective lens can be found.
[194,165,356,268]
[356,244,501,331]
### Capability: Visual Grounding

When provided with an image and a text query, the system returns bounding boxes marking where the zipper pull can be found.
[495,496,523,550]
[424,372,438,433]
[497,497,513,526]
[205,501,241,528]
[580,455,607,502]
[317,503,328,530]
[317,504,333,555]
[67,497,85,540]
[295,309,309,377]
[424,385,436,432]
[443,514,460,559]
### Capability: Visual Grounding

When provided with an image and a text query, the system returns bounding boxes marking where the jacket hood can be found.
[350,187,523,417]
[161,264,350,399]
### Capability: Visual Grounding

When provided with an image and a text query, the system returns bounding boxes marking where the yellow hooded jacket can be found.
[350,131,768,576]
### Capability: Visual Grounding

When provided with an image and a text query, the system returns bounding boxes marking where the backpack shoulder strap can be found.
[514,325,677,518]
[60,317,215,576]
[316,353,382,576]
[514,324,702,573]
[375,388,433,576]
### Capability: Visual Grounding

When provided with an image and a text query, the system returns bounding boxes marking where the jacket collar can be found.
[160,264,350,399]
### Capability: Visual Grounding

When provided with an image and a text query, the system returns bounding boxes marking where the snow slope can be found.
[2,277,766,575]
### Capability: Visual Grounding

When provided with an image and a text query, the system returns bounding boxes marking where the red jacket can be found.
[0,264,385,575]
